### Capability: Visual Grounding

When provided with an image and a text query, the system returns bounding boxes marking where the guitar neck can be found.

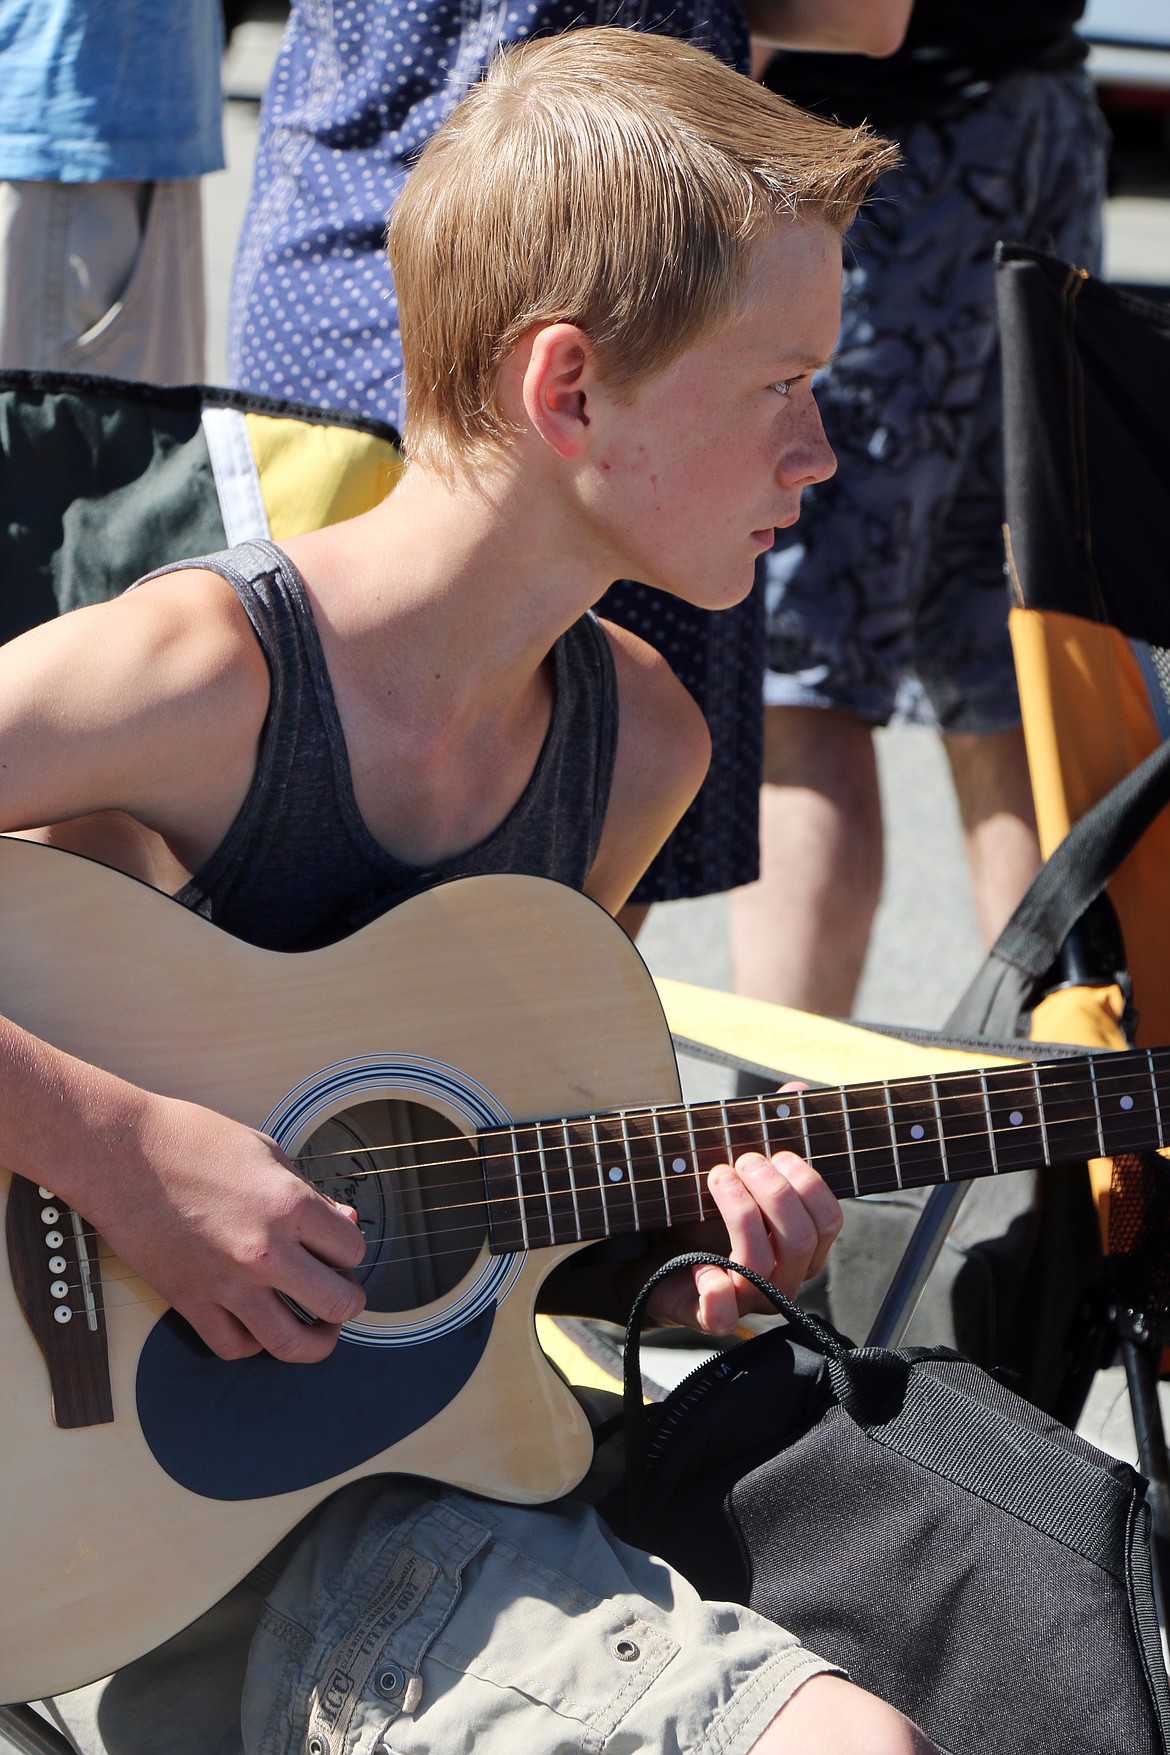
[479,1045,1170,1253]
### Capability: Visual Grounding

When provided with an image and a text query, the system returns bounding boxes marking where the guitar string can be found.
[62,1113,1170,1305]
[283,1054,1170,1168]
[43,1052,1170,1271]
[58,1103,1170,1314]
[45,1095,1152,1325]
[55,1069,1170,1269]
[32,1053,1162,1239]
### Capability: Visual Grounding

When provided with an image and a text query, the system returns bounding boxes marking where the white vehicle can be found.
[1080,0,1170,105]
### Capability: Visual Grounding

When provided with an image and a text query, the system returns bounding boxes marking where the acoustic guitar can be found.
[1,836,1164,1701]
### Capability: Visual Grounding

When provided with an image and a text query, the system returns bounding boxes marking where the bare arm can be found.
[746,0,912,56]
[583,621,711,915]
[0,578,366,1359]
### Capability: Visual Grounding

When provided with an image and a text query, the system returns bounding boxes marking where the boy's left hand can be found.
[644,1084,842,1333]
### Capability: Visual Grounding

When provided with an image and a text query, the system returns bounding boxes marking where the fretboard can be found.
[478,1045,1170,1253]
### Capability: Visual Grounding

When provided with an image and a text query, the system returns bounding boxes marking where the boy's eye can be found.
[770,379,792,397]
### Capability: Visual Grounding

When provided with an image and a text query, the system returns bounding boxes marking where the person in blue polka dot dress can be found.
[229,0,908,911]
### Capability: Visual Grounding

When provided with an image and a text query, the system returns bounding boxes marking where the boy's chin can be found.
[682,562,761,612]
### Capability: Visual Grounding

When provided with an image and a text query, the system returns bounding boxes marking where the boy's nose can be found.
[779,404,836,489]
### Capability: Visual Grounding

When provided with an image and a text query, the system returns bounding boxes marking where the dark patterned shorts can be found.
[762,66,1109,733]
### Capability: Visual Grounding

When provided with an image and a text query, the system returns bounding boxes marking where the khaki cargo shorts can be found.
[39,1479,836,1755]
[241,1478,836,1755]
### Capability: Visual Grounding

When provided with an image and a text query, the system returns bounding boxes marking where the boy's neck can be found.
[289,449,617,710]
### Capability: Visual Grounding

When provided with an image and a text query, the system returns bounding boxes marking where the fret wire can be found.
[509,1125,530,1248]
[651,1106,670,1219]
[686,1106,705,1218]
[881,1078,903,1189]
[620,1111,641,1230]
[756,1094,774,1158]
[978,1068,1000,1173]
[1031,1062,1050,1165]
[1087,1057,1106,1156]
[561,1118,582,1242]
[1147,1048,1163,1149]
[718,1098,734,1168]
[929,1076,949,1182]
[839,1088,860,1196]
[536,1124,554,1240]
[589,1116,611,1236]
[796,1091,813,1166]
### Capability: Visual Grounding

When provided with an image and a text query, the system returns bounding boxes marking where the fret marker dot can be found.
[910,1124,925,1140]
[607,1167,625,1182]
[1009,1111,1023,1126]
[775,1103,791,1119]
[671,1157,688,1173]
[1120,1095,1134,1110]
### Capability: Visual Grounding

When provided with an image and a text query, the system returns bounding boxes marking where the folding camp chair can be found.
[0,367,402,641]
[990,245,1170,1606]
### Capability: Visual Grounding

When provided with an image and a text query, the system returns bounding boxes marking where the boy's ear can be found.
[519,323,599,459]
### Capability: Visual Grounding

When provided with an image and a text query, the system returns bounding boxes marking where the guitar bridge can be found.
[5,1174,113,1426]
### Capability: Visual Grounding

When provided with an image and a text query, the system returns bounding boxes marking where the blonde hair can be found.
[389,27,896,468]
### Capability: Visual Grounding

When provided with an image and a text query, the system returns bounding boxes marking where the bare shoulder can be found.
[584,619,711,912]
[0,567,270,839]
[87,567,267,698]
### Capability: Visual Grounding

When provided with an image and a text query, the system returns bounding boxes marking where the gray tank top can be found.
[145,540,618,950]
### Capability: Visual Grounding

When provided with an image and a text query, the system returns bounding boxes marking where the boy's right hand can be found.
[85,1091,367,1363]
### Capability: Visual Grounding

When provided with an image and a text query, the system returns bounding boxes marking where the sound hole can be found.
[296,1099,485,1312]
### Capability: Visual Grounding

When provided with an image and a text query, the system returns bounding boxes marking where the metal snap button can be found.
[375,1663,406,1700]
[613,1638,640,1662]
[307,1737,327,1755]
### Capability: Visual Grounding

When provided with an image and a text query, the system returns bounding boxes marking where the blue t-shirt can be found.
[0,0,224,182]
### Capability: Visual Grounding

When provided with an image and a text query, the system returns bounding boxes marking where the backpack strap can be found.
[621,1252,845,1524]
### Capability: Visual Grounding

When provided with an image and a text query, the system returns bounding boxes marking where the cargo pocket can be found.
[422,1511,682,1748]
[241,1482,493,1755]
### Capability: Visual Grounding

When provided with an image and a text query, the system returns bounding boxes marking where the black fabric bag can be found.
[607,1253,1170,1755]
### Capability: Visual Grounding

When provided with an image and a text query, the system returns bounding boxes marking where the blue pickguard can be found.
[136,1307,494,1500]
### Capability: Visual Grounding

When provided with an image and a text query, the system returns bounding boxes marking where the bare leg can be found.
[942,725,1040,950]
[752,1673,940,1754]
[617,902,651,940]
[730,706,883,1016]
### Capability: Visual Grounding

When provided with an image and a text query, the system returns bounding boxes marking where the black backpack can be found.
[606,1254,1170,1755]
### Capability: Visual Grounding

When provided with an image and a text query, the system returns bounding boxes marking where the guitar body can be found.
[0,839,682,1701]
